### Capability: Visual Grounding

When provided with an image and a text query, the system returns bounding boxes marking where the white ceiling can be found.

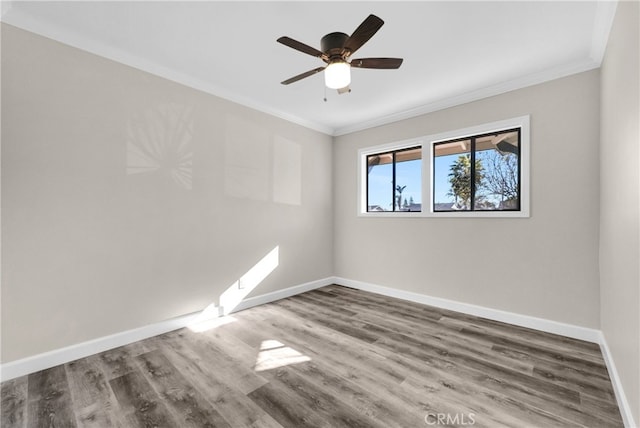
[1,1,617,136]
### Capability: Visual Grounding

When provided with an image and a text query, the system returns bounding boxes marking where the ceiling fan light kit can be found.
[324,61,351,89]
[277,14,403,93]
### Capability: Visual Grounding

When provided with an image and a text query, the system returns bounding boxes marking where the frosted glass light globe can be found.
[324,61,351,89]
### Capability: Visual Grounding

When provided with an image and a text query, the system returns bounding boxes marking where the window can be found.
[359,140,423,215]
[366,146,422,212]
[358,116,529,217]
[433,128,521,212]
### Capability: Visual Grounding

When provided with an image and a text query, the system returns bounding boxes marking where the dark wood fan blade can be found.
[351,57,403,69]
[281,67,326,85]
[344,14,384,55]
[277,36,325,59]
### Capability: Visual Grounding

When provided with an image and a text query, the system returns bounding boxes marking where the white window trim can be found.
[358,115,530,218]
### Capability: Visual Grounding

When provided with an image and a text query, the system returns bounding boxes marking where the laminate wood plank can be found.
[351,302,556,379]
[325,284,602,357]
[259,366,387,428]
[370,328,598,420]
[378,335,619,427]
[65,357,126,427]
[272,299,381,344]
[1,285,623,427]
[245,303,405,377]
[27,366,77,428]
[351,302,536,375]
[198,322,265,369]
[326,285,601,359]
[280,295,544,399]
[531,365,616,402]
[135,349,231,428]
[292,293,359,317]
[491,344,612,383]
[318,285,447,321]
[245,303,406,375]
[245,290,620,426]
[400,374,574,428]
[489,342,616,403]
[438,314,604,361]
[303,288,341,299]
[109,370,177,428]
[247,381,331,428]
[317,287,580,374]
[580,394,625,422]
[156,337,283,428]
[157,328,270,396]
[237,305,542,428]
[372,327,581,401]
[1,377,27,428]
[161,328,268,395]
[247,414,285,428]
[249,299,598,427]
[97,347,141,380]
[203,316,269,349]
[240,306,516,426]
[461,326,609,374]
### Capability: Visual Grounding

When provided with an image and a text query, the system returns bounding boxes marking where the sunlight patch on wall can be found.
[224,115,269,201]
[126,102,194,189]
[273,136,302,206]
[219,246,279,315]
[254,339,311,372]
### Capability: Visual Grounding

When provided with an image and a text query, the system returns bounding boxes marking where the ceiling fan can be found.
[277,14,403,93]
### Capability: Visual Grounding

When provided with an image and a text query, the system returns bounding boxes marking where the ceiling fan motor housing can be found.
[277,15,402,86]
[321,32,349,58]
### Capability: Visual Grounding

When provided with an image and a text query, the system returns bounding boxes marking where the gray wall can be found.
[600,1,640,424]
[1,24,334,363]
[334,70,601,329]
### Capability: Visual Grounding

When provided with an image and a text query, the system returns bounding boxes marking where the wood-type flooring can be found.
[1,285,624,427]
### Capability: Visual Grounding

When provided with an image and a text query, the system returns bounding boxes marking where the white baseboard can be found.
[0,277,333,382]
[0,311,203,382]
[598,333,638,428]
[333,277,601,343]
[230,277,333,313]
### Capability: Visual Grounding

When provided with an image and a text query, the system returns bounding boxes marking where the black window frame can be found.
[366,145,422,213]
[432,127,522,213]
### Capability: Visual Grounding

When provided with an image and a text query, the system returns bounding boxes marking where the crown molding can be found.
[590,0,619,64]
[2,1,618,138]
[332,58,600,136]
[0,11,334,136]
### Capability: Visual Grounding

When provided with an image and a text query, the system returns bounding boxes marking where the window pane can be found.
[367,153,393,211]
[475,130,520,210]
[395,147,422,211]
[433,139,471,211]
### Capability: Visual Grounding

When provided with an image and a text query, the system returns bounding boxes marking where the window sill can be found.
[358,210,529,218]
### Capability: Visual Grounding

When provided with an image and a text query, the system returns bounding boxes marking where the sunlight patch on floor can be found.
[188,303,236,332]
[254,339,311,372]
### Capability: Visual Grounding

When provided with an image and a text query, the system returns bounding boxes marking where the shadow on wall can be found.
[126,102,194,190]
